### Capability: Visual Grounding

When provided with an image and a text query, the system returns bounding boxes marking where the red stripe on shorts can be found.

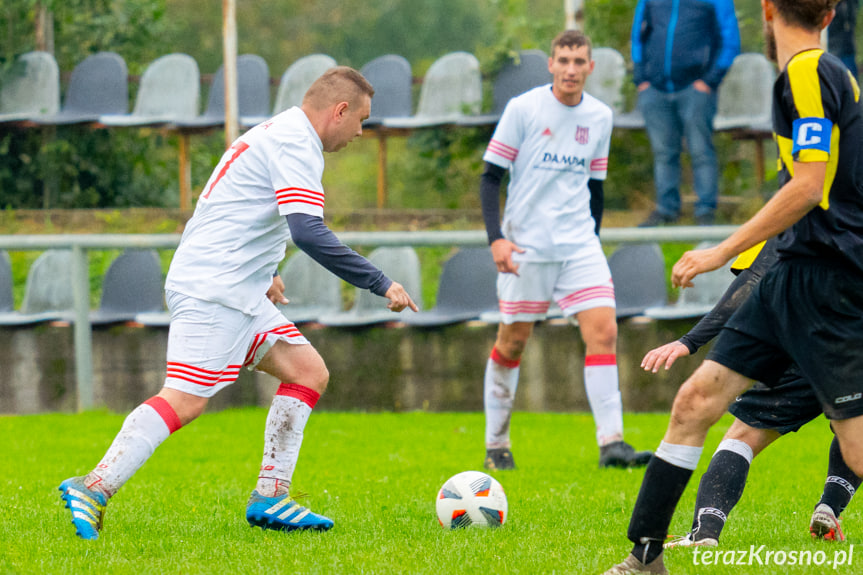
[144,396,183,434]
[276,383,321,408]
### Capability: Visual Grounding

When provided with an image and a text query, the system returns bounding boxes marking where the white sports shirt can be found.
[166,107,325,314]
[483,85,612,261]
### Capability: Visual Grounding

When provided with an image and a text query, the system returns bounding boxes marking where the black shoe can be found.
[599,441,652,468]
[695,213,716,226]
[637,211,678,227]
[484,448,516,471]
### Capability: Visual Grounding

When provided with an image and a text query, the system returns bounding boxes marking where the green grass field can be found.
[1,410,856,574]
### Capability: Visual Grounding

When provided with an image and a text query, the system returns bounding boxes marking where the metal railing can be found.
[0,225,737,411]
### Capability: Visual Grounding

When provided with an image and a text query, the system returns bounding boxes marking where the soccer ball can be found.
[436,471,508,529]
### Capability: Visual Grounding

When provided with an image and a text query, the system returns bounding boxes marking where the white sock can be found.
[87,396,182,497]
[256,383,319,497]
[714,438,754,463]
[584,354,624,446]
[484,347,520,449]
[656,440,704,470]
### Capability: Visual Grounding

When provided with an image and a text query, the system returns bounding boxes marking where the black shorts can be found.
[707,258,863,420]
[729,365,823,435]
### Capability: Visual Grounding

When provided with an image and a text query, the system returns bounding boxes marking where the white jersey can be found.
[166,107,325,314]
[483,85,612,261]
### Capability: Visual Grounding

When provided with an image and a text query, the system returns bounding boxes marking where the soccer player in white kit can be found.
[479,30,652,470]
[58,67,417,540]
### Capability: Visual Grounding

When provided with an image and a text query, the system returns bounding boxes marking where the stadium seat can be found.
[713,53,775,133]
[382,52,481,129]
[242,54,336,128]
[0,251,13,313]
[361,54,413,127]
[99,53,200,127]
[458,49,551,127]
[0,51,60,124]
[0,249,76,326]
[608,243,667,318]
[90,250,164,326]
[317,247,422,327]
[644,242,734,320]
[32,52,128,125]
[174,54,270,130]
[276,250,343,324]
[403,247,499,327]
[585,47,626,115]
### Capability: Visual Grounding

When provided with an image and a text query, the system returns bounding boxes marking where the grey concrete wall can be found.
[0,318,705,415]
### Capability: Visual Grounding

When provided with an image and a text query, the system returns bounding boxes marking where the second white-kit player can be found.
[479,30,652,470]
[58,67,417,540]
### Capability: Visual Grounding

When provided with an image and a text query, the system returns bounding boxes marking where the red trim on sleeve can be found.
[490,347,521,369]
[585,354,617,367]
[144,396,183,434]
[276,383,321,408]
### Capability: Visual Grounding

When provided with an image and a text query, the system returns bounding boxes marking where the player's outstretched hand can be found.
[672,245,730,288]
[491,238,526,276]
[267,275,290,305]
[385,281,419,313]
[641,340,690,373]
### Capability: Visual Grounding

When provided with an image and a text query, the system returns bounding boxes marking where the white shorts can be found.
[497,243,615,324]
[163,290,310,398]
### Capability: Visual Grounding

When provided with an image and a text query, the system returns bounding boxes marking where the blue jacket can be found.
[631,0,740,92]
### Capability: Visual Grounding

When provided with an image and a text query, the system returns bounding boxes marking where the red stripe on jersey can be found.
[487,139,518,161]
[490,346,521,368]
[590,158,608,170]
[276,383,320,408]
[276,188,325,208]
[144,396,183,433]
[585,354,617,367]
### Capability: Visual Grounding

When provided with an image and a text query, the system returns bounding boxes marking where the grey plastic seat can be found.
[33,52,128,125]
[0,251,13,313]
[90,250,164,326]
[585,47,626,115]
[458,49,551,126]
[276,250,343,323]
[242,54,335,128]
[404,248,498,327]
[0,250,75,325]
[645,242,734,319]
[382,52,481,129]
[175,54,270,130]
[608,243,667,318]
[361,54,413,127]
[100,53,200,126]
[0,51,60,124]
[318,247,422,327]
[713,53,775,133]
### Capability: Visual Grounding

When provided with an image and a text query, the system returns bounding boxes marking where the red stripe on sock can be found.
[490,347,520,369]
[276,383,320,408]
[144,396,183,434]
[585,354,617,367]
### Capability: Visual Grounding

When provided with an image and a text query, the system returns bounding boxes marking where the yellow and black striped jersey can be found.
[772,48,863,272]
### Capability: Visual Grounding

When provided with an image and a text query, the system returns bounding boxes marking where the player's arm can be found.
[480,161,524,275]
[588,178,603,235]
[287,213,417,312]
[672,160,825,288]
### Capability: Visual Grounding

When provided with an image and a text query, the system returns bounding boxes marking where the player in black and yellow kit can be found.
[642,237,860,548]
[604,1,863,573]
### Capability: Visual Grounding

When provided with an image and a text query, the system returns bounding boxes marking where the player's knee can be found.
[495,337,528,360]
[304,363,329,395]
[670,380,725,429]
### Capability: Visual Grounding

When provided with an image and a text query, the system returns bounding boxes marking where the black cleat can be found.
[484,448,516,471]
[599,441,652,468]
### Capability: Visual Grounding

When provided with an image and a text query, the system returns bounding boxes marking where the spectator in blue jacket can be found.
[632,0,740,227]
[828,0,859,78]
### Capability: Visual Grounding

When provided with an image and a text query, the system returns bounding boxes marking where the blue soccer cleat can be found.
[246,490,334,532]
[58,476,107,540]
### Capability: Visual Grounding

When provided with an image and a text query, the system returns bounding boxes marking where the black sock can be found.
[690,448,750,541]
[819,436,862,517]
[629,456,693,564]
